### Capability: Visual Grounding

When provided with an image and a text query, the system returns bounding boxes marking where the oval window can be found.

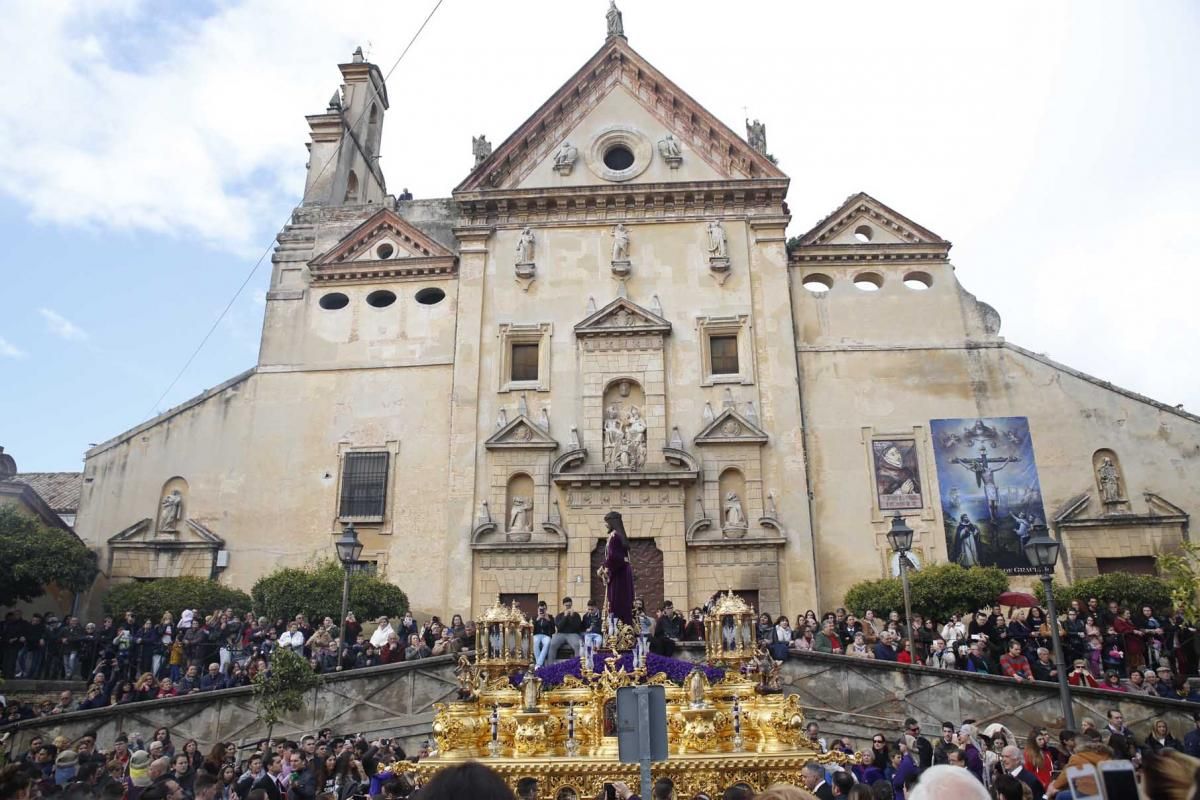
[415,287,446,306]
[375,243,394,259]
[802,274,834,293]
[366,290,397,308]
[603,145,635,171]
[318,292,349,310]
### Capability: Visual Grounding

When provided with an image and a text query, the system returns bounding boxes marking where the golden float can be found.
[415,593,848,799]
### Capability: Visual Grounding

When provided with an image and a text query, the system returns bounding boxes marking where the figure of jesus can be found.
[951,447,1018,520]
[600,510,634,626]
[515,226,534,264]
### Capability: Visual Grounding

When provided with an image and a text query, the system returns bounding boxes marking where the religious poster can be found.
[871,439,923,510]
[929,417,1046,575]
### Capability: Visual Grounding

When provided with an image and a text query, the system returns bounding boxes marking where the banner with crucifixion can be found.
[929,417,1047,575]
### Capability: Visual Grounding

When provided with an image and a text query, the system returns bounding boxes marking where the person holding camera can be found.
[682,608,705,641]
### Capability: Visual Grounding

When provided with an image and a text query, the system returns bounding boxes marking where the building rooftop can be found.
[11,472,83,515]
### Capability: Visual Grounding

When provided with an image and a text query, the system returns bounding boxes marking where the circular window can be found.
[318,292,349,310]
[585,125,652,182]
[603,145,635,171]
[375,243,394,259]
[366,290,397,308]
[415,287,446,306]
[903,271,933,290]
[802,273,834,293]
[853,225,874,243]
[853,272,884,291]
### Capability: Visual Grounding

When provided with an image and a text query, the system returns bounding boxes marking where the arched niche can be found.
[505,472,535,534]
[157,476,189,535]
[1092,448,1128,510]
[344,170,359,203]
[601,378,647,471]
[718,467,748,533]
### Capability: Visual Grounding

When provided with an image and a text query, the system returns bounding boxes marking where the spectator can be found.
[932,723,956,766]
[963,642,990,675]
[1030,647,1057,682]
[531,603,556,668]
[813,622,842,655]
[582,601,605,651]
[1184,711,1200,758]
[200,663,227,692]
[550,598,584,662]
[1144,718,1182,754]
[1044,740,1112,799]
[404,635,430,662]
[903,719,933,771]
[801,762,833,800]
[682,608,705,642]
[846,632,873,658]
[925,639,954,669]
[908,764,990,800]
[999,640,1032,682]
[873,633,898,662]
[955,725,985,783]
[1066,659,1098,688]
[368,618,394,650]
[1022,727,1053,790]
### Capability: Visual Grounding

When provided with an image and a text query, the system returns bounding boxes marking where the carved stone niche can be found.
[1092,448,1130,514]
[473,415,567,550]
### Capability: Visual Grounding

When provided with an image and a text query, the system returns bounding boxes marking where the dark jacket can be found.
[252,773,284,800]
[555,611,583,635]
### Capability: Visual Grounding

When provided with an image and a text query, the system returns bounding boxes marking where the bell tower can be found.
[302,46,389,207]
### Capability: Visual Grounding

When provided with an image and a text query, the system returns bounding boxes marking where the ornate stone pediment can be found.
[308,208,457,283]
[485,416,558,451]
[796,192,948,248]
[574,297,671,338]
[1054,491,1188,527]
[108,518,225,547]
[693,409,768,446]
[455,36,783,193]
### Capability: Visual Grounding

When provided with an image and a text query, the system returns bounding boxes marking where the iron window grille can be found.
[339,451,389,518]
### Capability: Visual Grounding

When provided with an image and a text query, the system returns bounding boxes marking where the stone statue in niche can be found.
[606,0,624,37]
[553,140,578,175]
[1097,457,1124,505]
[158,489,183,532]
[706,220,728,259]
[723,491,746,529]
[611,223,630,263]
[472,135,492,167]
[603,403,647,472]
[515,226,535,265]
[508,496,533,532]
[745,119,767,154]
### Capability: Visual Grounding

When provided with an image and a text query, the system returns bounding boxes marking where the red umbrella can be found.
[997,591,1039,608]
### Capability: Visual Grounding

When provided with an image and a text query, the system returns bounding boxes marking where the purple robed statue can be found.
[602,510,634,625]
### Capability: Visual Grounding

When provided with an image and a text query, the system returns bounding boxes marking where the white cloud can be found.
[0,336,26,358]
[38,308,89,341]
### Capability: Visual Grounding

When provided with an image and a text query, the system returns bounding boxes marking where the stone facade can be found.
[70,25,1198,620]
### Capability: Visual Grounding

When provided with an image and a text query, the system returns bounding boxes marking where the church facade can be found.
[73,18,1200,620]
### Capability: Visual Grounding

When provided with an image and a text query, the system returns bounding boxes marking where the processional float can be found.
[411,588,849,799]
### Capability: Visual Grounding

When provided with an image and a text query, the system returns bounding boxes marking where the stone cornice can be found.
[552,466,699,486]
[455,179,789,229]
[789,244,950,267]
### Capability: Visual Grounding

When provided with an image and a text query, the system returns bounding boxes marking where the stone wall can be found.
[3,656,460,757]
[13,651,1196,760]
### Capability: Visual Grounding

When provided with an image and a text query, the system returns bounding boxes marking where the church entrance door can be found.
[590,538,664,614]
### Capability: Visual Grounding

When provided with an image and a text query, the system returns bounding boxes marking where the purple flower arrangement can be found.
[512,652,724,688]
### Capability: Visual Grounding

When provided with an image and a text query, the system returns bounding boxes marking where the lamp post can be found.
[1025,523,1076,730]
[886,513,917,665]
[335,523,364,651]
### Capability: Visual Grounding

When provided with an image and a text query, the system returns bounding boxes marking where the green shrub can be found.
[103,577,252,619]
[843,564,1009,620]
[253,646,321,742]
[250,559,408,624]
[1034,572,1174,612]
[0,505,98,607]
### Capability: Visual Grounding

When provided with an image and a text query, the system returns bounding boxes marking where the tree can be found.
[1035,571,1176,615]
[843,564,1009,620]
[252,646,321,743]
[251,560,408,624]
[1160,542,1200,623]
[103,577,252,619]
[0,505,98,607]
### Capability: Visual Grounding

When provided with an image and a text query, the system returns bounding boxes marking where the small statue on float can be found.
[455,653,476,700]
[521,668,543,712]
[751,641,783,694]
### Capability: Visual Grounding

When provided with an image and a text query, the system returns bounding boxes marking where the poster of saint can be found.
[871,440,923,510]
[929,417,1046,575]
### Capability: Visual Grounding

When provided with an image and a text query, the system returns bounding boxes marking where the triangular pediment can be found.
[309,208,456,283]
[796,192,949,248]
[485,416,559,450]
[694,408,768,445]
[456,37,784,193]
[575,297,671,337]
[107,518,225,547]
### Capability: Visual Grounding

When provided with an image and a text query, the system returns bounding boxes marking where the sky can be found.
[1,0,1197,472]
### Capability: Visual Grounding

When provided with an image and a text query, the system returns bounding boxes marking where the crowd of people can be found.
[4,713,1200,800]
[5,591,1200,723]
[0,609,475,724]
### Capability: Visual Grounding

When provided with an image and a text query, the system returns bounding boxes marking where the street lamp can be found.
[885,513,918,665]
[335,523,364,652]
[1024,523,1076,730]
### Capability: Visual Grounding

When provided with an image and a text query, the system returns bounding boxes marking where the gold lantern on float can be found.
[474,598,534,684]
[704,589,757,670]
